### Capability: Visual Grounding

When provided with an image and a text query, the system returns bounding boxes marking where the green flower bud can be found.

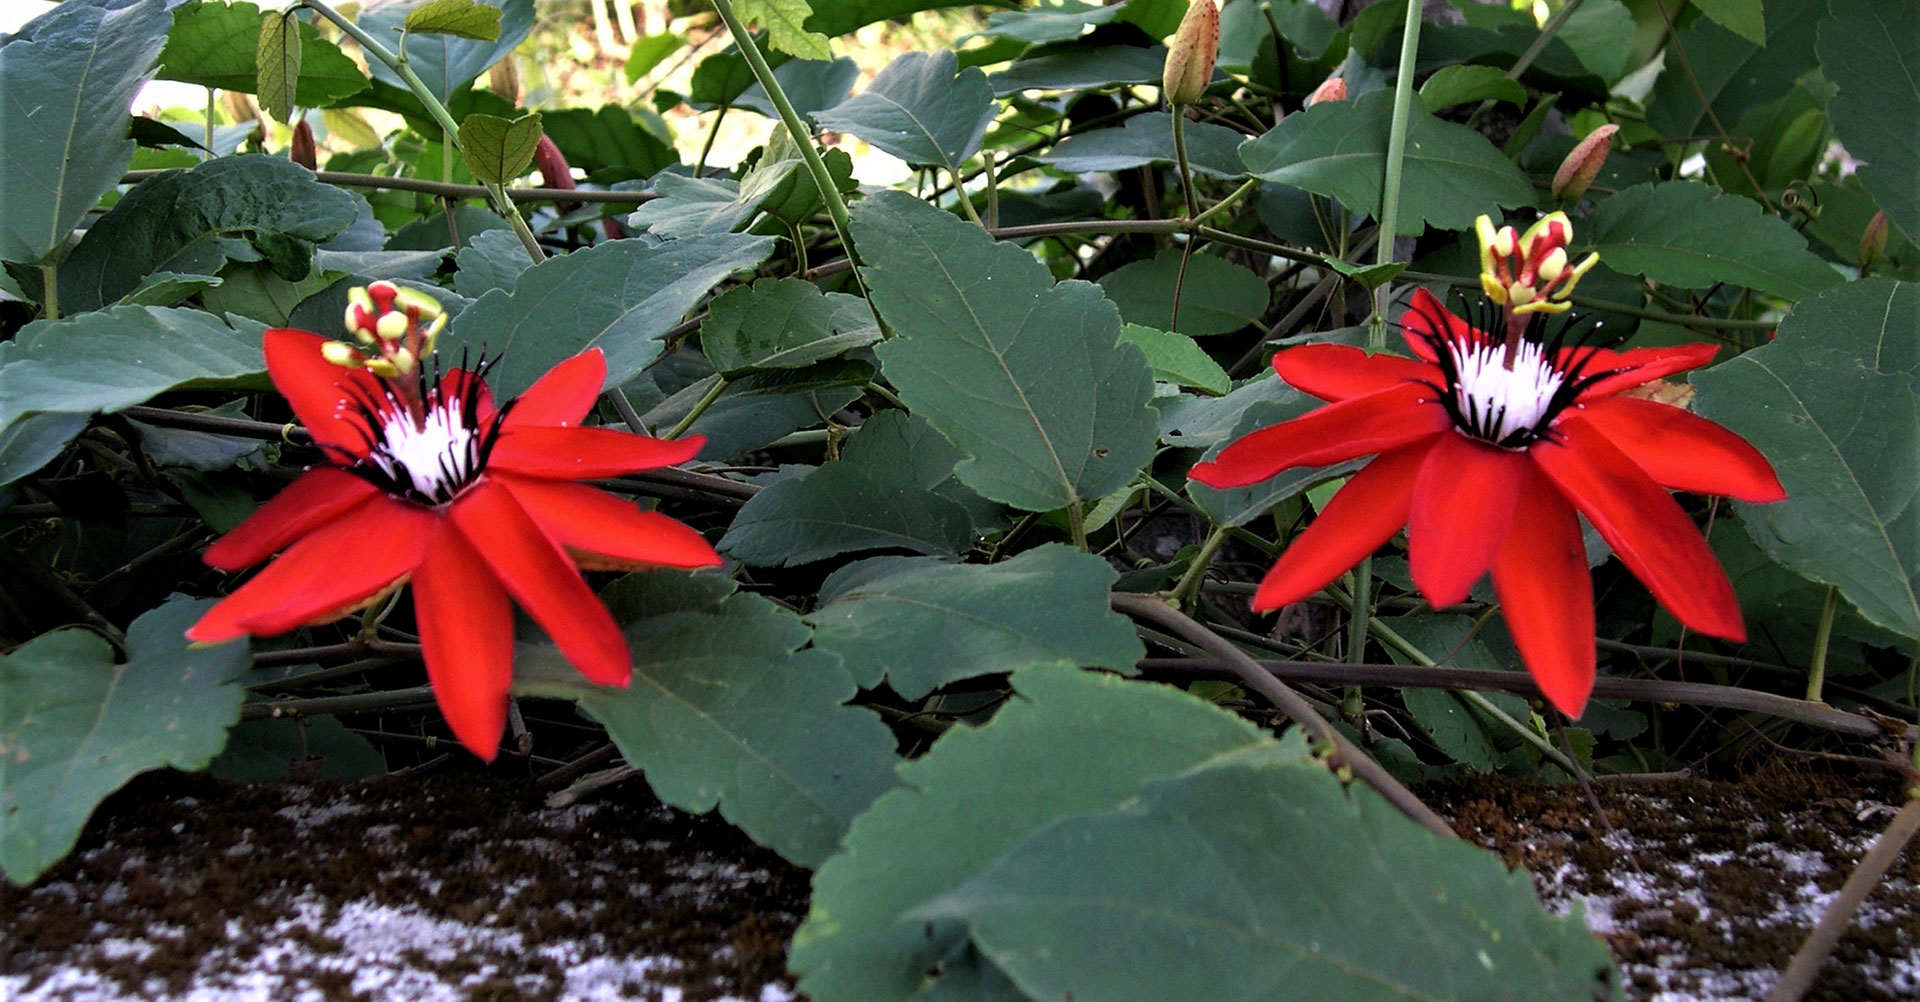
[1164,0,1218,107]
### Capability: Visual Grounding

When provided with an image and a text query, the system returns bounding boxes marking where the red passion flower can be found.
[1189,289,1786,717]
[188,282,721,759]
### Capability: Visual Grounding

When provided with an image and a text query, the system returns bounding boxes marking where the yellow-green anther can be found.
[1559,251,1599,298]
[375,311,408,342]
[365,358,400,378]
[1481,273,1508,303]
[1537,247,1569,285]
[347,287,374,314]
[320,341,363,369]
[391,347,417,375]
[393,286,443,320]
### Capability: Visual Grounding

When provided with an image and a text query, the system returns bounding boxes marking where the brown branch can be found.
[122,169,658,205]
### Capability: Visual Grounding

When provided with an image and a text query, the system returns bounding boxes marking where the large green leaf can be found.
[443,233,774,399]
[1817,1,1920,245]
[806,545,1145,698]
[1579,182,1840,301]
[922,754,1617,1002]
[0,413,91,488]
[514,572,898,868]
[790,664,1281,1002]
[1030,112,1246,179]
[540,105,677,178]
[804,0,985,37]
[699,277,880,376]
[0,599,250,886]
[813,50,996,172]
[0,307,266,485]
[854,190,1158,512]
[988,44,1169,95]
[1097,248,1270,335]
[719,411,980,567]
[1645,0,1822,142]
[1240,89,1536,234]
[357,0,533,107]
[0,0,171,265]
[157,1,368,108]
[1692,278,1920,642]
[58,155,360,314]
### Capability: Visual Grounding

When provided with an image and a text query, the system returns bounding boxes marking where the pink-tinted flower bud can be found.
[1860,211,1889,270]
[1164,0,1218,106]
[1306,75,1346,106]
[290,119,317,170]
[534,135,581,213]
[1552,123,1618,203]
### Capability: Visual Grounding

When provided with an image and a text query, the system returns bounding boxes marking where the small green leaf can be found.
[0,0,172,264]
[1098,249,1270,335]
[1241,90,1537,234]
[1,599,250,885]
[791,665,1280,1002]
[357,0,533,107]
[623,32,684,83]
[701,278,881,376]
[158,1,368,109]
[854,191,1158,512]
[255,9,301,123]
[921,753,1616,1001]
[403,0,503,41]
[733,0,834,60]
[1320,255,1408,290]
[1692,0,1765,45]
[813,50,996,172]
[515,572,898,868]
[1579,182,1841,301]
[456,111,543,184]
[1118,324,1230,394]
[1692,278,1920,643]
[807,545,1146,698]
[1418,63,1526,112]
[1818,1,1920,245]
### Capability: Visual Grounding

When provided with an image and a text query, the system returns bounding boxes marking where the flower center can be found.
[363,391,486,505]
[1445,335,1567,446]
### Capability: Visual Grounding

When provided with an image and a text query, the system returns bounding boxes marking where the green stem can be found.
[866,381,908,411]
[1169,525,1230,612]
[951,166,983,226]
[204,87,216,160]
[1466,0,1587,131]
[707,0,855,257]
[1189,178,1260,229]
[664,377,729,440]
[1346,556,1372,663]
[1806,585,1840,703]
[38,262,58,320]
[696,104,729,176]
[1066,500,1089,553]
[1170,111,1200,220]
[1369,0,1425,350]
[983,150,999,229]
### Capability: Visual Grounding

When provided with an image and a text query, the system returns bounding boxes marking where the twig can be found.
[1765,796,1920,1002]
[1112,593,1457,838]
[0,542,125,644]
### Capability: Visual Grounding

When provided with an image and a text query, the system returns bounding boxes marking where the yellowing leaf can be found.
[403,0,503,41]
[733,0,832,61]
[255,9,301,123]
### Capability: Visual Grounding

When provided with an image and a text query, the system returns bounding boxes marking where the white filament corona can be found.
[1448,336,1566,443]
[365,394,481,501]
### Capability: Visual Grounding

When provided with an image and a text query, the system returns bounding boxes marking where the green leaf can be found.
[1579,182,1840,301]
[736,56,862,121]
[0,0,171,264]
[649,371,865,462]
[1118,323,1230,394]
[1692,278,1920,643]
[920,753,1616,1001]
[627,173,760,238]
[1380,615,1535,773]
[255,9,301,123]
[624,31,684,83]
[1818,1,1920,246]
[358,0,533,107]
[0,307,266,477]
[1183,379,1366,526]
[720,411,980,566]
[1418,63,1527,112]
[1692,0,1765,46]
[453,227,533,297]
[457,111,542,184]
[1645,0,1822,142]
[158,1,368,109]
[1321,255,1409,290]
[988,44,1169,95]
[977,1,1118,45]
[1097,249,1269,336]
[0,412,90,488]
[807,545,1145,698]
[855,191,1158,512]
[403,0,503,40]
[790,664,1280,1002]
[700,277,880,376]
[515,571,899,868]
[803,0,986,38]
[813,50,996,172]
[58,155,360,314]
[1241,90,1537,235]
[1030,112,1247,179]
[540,105,677,178]
[443,232,775,398]
[735,0,834,60]
[0,599,250,886]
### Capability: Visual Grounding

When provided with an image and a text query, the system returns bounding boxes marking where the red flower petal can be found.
[500,477,722,570]
[1408,432,1526,609]
[1532,419,1746,640]
[263,328,380,458]
[1564,398,1785,502]
[202,468,381,571]
[505,349,606,429]
[187,497,435,642]
[447,480,631,686]
[413,523,514,762]
[1490,466,1595,718]
[1398,288,1478,363]
[489,427,705,480]
[1250,444,1427,611]
[1574,342,1719,400]
[1271,344,1436,402]
[1190,383,1449,489]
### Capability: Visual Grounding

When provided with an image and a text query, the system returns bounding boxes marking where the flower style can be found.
[188,282,722,760]
[1189,289,1785,717]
